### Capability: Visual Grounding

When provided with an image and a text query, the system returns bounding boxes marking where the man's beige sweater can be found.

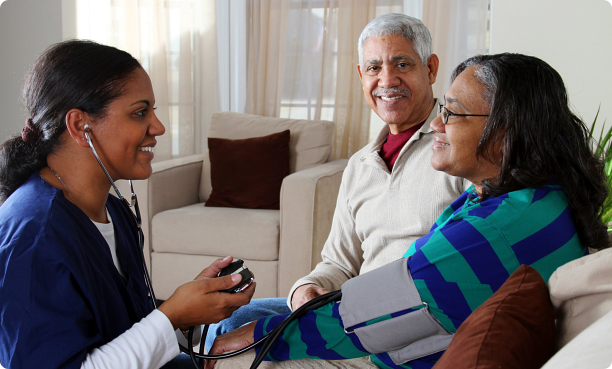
[288,102,470,305]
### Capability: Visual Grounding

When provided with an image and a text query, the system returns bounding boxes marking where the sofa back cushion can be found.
[548,248,612,349]
[208,112,334,173]
[200,112,335,202]
[432,265,555,369]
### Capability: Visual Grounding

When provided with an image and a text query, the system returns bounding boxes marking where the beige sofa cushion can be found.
[548,247,612,349]
[207,112,335,173]
[151,204,280,261]
[200,112,335,203]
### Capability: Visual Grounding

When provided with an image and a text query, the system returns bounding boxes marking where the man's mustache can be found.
[373,88,410,96]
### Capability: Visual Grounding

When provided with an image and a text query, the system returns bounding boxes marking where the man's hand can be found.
[291,283,330,310]
[204,321,256,369]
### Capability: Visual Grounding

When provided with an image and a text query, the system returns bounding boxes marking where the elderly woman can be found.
[206,53,609,369]
[0,40,254,369]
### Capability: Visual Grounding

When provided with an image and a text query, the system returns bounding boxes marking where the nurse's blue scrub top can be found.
[0,173,152,369]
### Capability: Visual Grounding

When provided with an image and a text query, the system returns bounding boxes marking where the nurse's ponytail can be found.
[0,122,57,201]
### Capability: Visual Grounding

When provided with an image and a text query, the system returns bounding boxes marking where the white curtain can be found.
[422,0,490,99]
[75,0,220,162]
[246,0,489,159]
[246,0,404,159]
[75,0,488,161]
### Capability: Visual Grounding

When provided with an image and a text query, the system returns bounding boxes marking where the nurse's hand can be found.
[204,321,256,369]
[158,256,256,331]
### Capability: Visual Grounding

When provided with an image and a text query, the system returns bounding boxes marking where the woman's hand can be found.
[204,322,256,369]
[158,257,256,331]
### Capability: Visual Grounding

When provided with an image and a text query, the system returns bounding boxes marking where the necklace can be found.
[48,166,77,203]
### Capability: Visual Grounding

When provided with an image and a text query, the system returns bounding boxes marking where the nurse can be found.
[0,40,254,369]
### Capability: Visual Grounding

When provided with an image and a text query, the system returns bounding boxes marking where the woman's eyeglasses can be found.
[438,103,489,125]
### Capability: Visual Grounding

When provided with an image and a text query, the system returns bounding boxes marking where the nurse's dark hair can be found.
[452,53,609,250]
[0,40,141,201]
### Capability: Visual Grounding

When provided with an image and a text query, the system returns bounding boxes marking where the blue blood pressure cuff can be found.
[339,258,454,365]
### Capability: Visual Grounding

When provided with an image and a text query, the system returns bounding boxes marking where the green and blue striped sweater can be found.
[254,184,586,368]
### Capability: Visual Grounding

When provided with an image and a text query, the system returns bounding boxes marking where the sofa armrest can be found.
[540,310,612,369]
[277,159,348,297]
[130,154,206,271]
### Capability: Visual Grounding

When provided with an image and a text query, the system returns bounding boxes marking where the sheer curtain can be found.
[75,0,220,162]
[246,0,489,159]
[74,0,489,161]
[422,0,490,99]
[246,0,403,159]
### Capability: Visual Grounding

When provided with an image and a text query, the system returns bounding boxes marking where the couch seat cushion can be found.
[151,203,280,260]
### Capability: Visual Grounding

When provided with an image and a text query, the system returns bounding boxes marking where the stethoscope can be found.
[84,125,343,369]
[83,124,149,300]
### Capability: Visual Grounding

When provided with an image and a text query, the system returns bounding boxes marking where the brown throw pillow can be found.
[205,130,290,210]
[432,265,555,369]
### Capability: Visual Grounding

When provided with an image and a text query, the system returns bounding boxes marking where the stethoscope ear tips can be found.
[83,124,91,141]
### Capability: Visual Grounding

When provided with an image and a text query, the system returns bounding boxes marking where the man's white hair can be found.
[358,13,433,66]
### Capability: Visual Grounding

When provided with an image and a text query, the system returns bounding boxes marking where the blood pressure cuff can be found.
[339,258,454,365]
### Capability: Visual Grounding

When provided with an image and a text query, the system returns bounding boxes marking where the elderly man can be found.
[205,12,468,352]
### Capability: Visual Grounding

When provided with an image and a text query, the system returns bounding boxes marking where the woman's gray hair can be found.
[451,58,498,108]
[358,13,433,66]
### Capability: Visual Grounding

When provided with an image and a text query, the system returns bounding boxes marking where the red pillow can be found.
[432,265,555,369]
[205,130,290,210]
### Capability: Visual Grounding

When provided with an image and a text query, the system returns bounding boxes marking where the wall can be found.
[0,0,63,142]
[490,0,612,135]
